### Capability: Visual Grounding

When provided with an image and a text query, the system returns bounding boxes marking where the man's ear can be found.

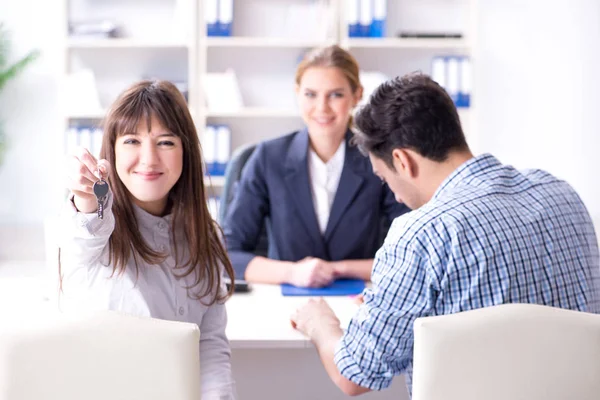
[392,148,418,178]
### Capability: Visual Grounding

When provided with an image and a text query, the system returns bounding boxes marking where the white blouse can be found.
[59,194,236,400]
[307,140,346,234]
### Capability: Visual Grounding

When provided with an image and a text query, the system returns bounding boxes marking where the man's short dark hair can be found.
[353,73,468,167]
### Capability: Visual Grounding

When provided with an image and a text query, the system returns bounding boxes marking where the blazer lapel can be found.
[324,132,366,241]
[284,129,327,254]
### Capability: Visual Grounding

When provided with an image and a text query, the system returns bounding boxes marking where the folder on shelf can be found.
[359,70,389,106]
[202,69,244,112]
[206,0,219,36]
[207,196,220,220]
[215,125,231,176]
[65,127,79,156]
[431,56,447,89]
[281,279,365,297]
[217,0,233,36]
[347,0,360,38]
[370,0,386,38]
[359,0,373,38]
[458,57,471,108]
[64,69,102,118]
[446,56,460,106]
[204,125,217,176]
[92,128,103,159]
[79,127,93,155]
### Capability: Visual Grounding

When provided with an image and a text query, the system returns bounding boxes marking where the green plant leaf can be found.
[0,49,40,91]
[0,22,39,167]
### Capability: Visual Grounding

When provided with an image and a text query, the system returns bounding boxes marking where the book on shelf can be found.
[202,69,244,112]
[347,0,387,38]
[64,69,103,118]
[203,125,231,177]
[431,56,471,108]
[206,0,233,37]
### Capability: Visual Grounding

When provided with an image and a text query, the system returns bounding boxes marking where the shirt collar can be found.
[308,139,346,172]
[431,153,501,201]
[133,203,173,232]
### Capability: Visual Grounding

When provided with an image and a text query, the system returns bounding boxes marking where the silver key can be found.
[93,174,109,220]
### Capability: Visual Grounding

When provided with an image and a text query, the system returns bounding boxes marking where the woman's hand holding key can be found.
[66,147,110,214]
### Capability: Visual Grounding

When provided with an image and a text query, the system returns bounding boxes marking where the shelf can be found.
[204,107,300,118]
[206,37,335,49]
[67,38,190,49]
[204,176,225,187]
[346,38,471,51]
[67,111,105,120]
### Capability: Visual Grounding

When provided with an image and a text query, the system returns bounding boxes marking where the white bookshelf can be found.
[204,176,226,187]
[66,110,106,120]
[206,37,335,49]
[62,0,199,123]
[345,37,472,50]
[67,38,191,49]
[62,0,478,191]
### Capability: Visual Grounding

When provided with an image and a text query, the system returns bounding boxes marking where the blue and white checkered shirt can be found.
[334,153,600,395]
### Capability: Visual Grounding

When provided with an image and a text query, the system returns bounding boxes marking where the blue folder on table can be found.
[281,279,365,297]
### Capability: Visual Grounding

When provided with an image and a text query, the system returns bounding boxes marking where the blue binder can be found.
[359,0,373,37]
[347,0,360,38]
[281,279,365,297]
[370,0,386,38]
[217,0,233,37]
[206,0,219,37]
[457,56,471,108]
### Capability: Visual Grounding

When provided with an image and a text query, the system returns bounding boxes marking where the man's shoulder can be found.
[520,167,565,185]
[385,205,453,249]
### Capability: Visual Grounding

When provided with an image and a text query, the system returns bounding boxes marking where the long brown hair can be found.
[295,45,362,116]
[61,80,234,304]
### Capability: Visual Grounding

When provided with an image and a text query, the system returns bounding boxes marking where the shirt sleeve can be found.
[59,192,115,273]
[198,284,237,399]
[334,220,438,390]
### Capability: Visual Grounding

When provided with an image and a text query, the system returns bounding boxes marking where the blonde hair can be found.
[295,45,362,126]
[295,45,361,92]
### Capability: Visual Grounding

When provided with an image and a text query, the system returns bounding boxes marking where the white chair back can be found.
[0,310,200,400]
[412,303,600,400]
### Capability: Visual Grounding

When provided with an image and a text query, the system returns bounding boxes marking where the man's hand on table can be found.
[290,298,343,345]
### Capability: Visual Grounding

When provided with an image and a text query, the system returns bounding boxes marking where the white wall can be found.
[1,1,600,259]
[0,0,64,224]
[476,0,600,227]
[0,0,64,259]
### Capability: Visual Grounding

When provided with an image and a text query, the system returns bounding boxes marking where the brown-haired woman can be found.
[223,45,409,288]
[60,80,237,399]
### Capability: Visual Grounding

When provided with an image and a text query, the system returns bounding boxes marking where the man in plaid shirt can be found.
[290,73,600,397]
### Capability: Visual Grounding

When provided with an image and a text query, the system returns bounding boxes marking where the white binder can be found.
[215,125,231,176]
[459,57,472,108]
[359,0,373,37]
[431,56,447,89]
[205,0,218,36]
[347,0,360,37]
[218,0,233,36]
[446,56,460,105]
[203,125,217,175]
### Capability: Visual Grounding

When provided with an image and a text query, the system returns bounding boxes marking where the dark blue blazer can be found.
[223,129,410,279]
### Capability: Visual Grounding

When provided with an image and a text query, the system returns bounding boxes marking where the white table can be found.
[0,263,409,400]
[226,284,409,400]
